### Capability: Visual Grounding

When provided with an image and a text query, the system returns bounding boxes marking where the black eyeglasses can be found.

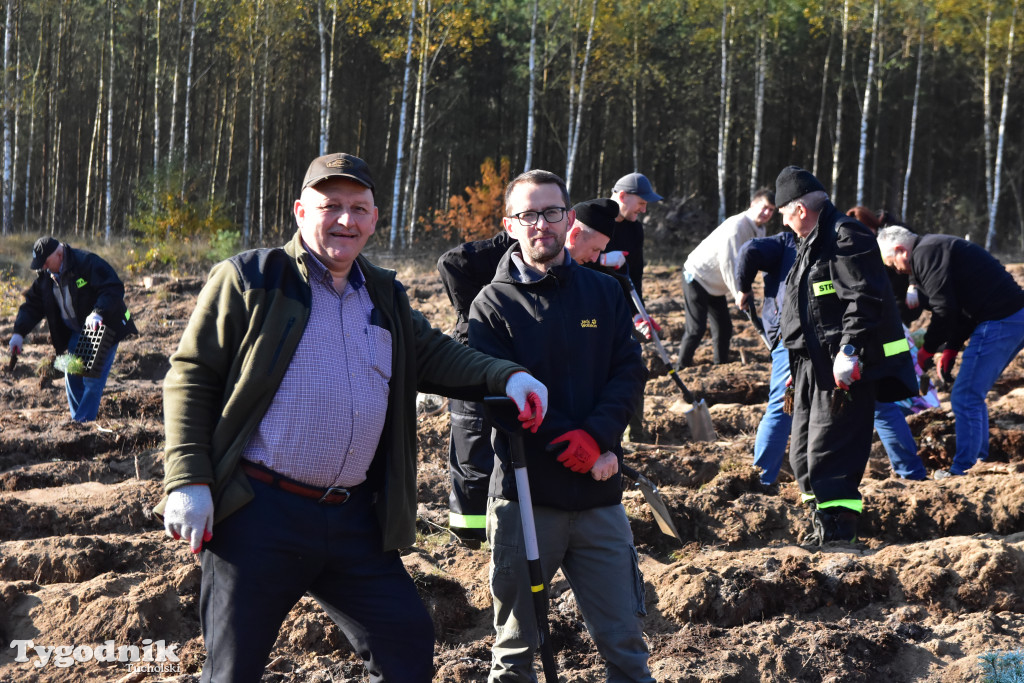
[509,207,568,226]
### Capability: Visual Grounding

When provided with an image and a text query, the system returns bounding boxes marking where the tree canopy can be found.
[2,0,1023,251]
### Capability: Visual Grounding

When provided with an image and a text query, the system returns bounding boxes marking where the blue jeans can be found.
[950,306,1024,474]
[64,332,118,422]
[755,344,925,484]
[753,343,792,485]
[873,402,926,479]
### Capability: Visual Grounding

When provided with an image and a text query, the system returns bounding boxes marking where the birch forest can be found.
[1,0,1023,252]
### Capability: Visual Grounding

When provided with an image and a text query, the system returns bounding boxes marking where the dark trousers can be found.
[788,353,876,509]
[447,399,494,541]
[677,276,732,368]
[199,476,434,682]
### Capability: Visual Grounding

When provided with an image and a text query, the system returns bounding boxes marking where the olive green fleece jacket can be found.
[156,231,525,551]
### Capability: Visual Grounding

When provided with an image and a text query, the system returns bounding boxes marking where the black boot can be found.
[806,508,859,545]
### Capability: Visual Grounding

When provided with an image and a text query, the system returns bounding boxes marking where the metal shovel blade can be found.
[622,464,682,542]
[685,398,717,442]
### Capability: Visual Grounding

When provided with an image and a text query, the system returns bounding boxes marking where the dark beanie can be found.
[571,198,619,237]
[775,166,826,208]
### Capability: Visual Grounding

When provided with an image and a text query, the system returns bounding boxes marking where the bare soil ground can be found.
[2,262,1024,683]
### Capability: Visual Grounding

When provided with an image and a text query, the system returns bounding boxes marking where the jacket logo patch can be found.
[580,318,597,329]
[813,280,835,296]
[76,278,87,289]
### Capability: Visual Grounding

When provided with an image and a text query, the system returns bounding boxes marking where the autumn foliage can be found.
[427,157,511,243]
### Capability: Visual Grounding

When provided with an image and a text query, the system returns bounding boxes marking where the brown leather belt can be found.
[241,462,353,505]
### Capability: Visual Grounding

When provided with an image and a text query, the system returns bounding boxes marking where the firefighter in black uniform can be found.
[775,167,916,544]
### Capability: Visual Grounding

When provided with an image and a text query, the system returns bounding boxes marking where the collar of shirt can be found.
[303,246,367,291]
[510,247,570,284]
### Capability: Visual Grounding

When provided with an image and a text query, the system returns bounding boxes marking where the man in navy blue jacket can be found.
[469,169,653,682]
[10,237,138,421]
[877,227,1024,478]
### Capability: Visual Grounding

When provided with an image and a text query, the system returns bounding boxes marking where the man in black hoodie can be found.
[469,170,653,682]
[10,237,138,421]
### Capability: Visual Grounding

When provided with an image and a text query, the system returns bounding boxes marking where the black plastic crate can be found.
[72,324,116,378]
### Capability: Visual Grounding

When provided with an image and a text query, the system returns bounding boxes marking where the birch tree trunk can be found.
[153,0,162,210]
[855,0,879,206]
[406,1,433,246]
[181,0,198,191]
[389,0,416,250]
[243,2,261,248]
[716,0,728,223]
[812,27,834,178]
[2,0,14,235]
[986,0,1018,250]
[317,0,329,155]
[402,0,427,246]
[831,0,850,198]
[104,0,114,242]
[983,11,994,214]
[25,31,42,230]
[901,27,924,219]
[259,13,270,243]
[169,0,185,156]
[749,23,766,198]
[565,0,597,195]
[632,27,639,170]
[523,0,538,172]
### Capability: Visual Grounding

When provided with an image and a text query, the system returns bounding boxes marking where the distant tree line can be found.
[1,0,1023,253]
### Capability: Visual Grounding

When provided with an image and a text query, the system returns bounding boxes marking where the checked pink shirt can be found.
[242,254,392,488]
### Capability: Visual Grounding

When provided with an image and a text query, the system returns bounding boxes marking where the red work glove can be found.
[938,349,958,375]
[504,371,549,433]
[938,348,958,386]
[632,314,662,340]
[598,251,629,269]
[549,430,601,473]
[832,350,861,391]
[917,348,934,372]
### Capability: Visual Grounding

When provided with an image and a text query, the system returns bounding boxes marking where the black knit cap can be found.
[774,166,826,208]
[571,198,619,237]
[30,236,60,270]
[302,153,375,194]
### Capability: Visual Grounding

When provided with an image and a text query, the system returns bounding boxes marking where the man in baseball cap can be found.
[301,152,375,193]
[30,236,60,270]
[602,173,664,442]
[11,236,137,421]
[158,151,548,682]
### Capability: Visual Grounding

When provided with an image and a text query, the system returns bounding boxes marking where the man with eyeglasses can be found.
[9,236,137,421]
[157,152,549,681]
[469,169,654,682]
[436,197,620,548]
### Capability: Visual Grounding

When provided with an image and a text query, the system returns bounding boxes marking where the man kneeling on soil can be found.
[156,152,548,681]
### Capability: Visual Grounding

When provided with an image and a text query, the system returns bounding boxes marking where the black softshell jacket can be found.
[780,203,916,403]
[468,247,646,511]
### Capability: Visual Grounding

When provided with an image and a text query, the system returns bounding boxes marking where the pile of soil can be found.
[2,264,1024,683]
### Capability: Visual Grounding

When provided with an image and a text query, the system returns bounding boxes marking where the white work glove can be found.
[832,351,862,391]
[905,285,919,310]
[164,484,214,553]
[598,251,628,269]
[504,371,549,433]
[9,333,23,355]
[85,312,104,331]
